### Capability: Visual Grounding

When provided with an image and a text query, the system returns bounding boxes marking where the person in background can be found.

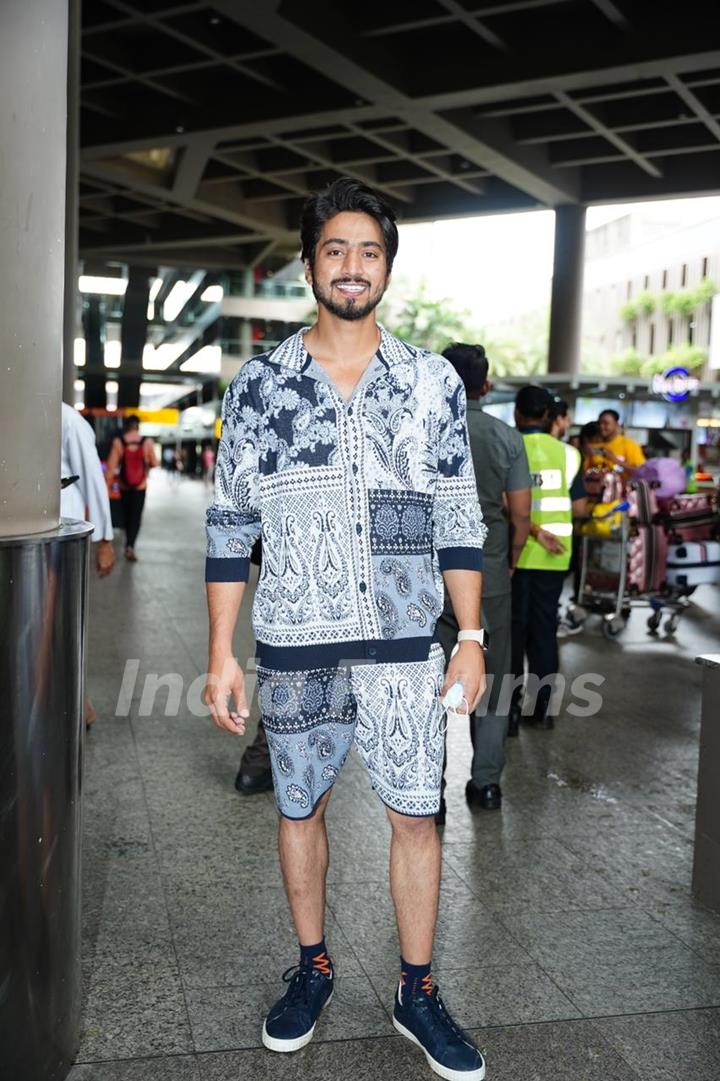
[105,414,157,561]
[511,386,587,731]
[548,397,571,441]
[61,402,116,726]
[201,441,216,488]
[436,343,531,818]
[585,409,645,483]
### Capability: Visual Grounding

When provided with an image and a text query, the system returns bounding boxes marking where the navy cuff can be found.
[205,556,250,583]
[438,547,483,572]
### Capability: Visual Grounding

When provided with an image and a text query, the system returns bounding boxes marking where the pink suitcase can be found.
[628,480,660,527]
[627,524,667,594]
[658,492,718,542]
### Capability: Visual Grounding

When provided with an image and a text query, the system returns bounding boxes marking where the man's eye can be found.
[363,251,378,258]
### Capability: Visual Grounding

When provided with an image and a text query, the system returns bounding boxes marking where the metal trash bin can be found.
[0,521,92,1081]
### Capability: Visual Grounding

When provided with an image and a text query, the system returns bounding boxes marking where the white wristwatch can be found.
[457,629,489,650]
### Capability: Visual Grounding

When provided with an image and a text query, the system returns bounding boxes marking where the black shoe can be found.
[234,768,274,795]
[507,692,522,738]
[434,798,447,827]
[393,978,485,1079]
[466,782,502,811]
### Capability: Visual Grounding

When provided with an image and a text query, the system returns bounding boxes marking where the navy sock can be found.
[299,939,332,975]
[400,958,432,997]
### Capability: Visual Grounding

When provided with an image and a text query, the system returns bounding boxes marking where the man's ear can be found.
[304,259,313,286]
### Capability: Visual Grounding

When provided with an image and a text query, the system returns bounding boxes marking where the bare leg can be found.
[278,789,332,945]
[387,809,441,965]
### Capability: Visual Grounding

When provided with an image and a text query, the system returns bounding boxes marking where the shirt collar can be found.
[266,323,418,374]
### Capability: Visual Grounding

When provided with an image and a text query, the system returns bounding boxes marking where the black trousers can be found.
[120,489,146,548]
[511,569,565,713]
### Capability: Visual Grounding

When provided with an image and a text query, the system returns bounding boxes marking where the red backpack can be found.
[120,436,147,488]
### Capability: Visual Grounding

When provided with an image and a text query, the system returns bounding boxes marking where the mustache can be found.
[332,277,371,286]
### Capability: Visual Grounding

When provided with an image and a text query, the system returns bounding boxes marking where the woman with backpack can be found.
[105,414,157,561]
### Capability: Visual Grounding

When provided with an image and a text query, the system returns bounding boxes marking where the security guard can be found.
[510,386,587,730]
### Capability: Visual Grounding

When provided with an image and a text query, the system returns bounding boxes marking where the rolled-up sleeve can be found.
[205,369,263,583]
[432,371,487,572]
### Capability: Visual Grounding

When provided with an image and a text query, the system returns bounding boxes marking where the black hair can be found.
[548,397,569,422]
[579,421,601,443]
[515,384,552,420]
[300,177,399,272]
[442,343,489,396]
[599,409,620,422]
[122,414,140,432]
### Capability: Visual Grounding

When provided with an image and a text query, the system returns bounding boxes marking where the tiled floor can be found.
[69,473,720,1080]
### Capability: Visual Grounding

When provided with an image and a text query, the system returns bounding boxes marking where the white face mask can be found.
[440,681,469,732]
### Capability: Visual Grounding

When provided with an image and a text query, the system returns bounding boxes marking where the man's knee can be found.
[386,808,437,836]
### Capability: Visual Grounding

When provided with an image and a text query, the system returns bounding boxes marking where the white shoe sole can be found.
[261,989,334,1053]
[393,1016,486,1081]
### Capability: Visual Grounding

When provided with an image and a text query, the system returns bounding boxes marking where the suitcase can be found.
[658,492,718,542]
[628,479,660,527]
[666,541,720,588]
[627,524,667,594]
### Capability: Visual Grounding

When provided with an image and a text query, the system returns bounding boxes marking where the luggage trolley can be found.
[569,499,687,640]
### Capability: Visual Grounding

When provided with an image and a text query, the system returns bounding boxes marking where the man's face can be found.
[305,211,390,321]
[598,413,618,440]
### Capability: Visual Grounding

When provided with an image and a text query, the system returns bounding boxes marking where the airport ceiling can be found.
[79,0,720,271]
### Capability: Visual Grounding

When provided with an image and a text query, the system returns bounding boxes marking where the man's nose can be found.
[342,249,363,277]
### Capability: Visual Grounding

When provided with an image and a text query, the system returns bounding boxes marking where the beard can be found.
[312,276,387,322]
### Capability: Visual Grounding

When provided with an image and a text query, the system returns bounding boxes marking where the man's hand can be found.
[536,528,566,555]
[204,654,249,735]
[96,540,115,577]
[440,641,487,714]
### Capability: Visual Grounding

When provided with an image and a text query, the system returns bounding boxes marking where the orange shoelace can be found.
[401,971,434,996]
[312,950,332,976]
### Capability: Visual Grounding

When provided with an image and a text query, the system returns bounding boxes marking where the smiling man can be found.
[204,178,487,1081]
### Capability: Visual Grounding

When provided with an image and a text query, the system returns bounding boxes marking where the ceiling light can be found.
[74,379,84,391]
[104,341,121,368]
[180,345,221,374]
[74,338,86,367]
[105,380,119,394]
[200,284,224,303]
[163,279,198,322]
[79,275,128,296]
[149,277,163,302]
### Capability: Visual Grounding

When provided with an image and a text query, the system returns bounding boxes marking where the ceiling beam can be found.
[588,0,631,30]
[555,91,663,178]
[172,137,216,201]
[434,0,509,51]
[208,0,577,206]
[665,73,720,143]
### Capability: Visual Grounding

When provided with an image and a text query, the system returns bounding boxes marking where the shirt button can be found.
[367,646,377,658]
[356,523,362,535]
[359,581,367,593]
[347,406,353,416]
[352,463,358,475]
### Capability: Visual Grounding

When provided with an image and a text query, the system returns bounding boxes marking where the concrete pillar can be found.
[62,0,80,406]
[118,267,151,409]
[0,0,68,537]
[547,204,586,375]
[82,297,107,410]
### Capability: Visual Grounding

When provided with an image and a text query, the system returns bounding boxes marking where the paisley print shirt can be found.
[206,326,486,668]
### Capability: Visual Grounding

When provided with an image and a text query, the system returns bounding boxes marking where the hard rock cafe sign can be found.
[651,366,699,402]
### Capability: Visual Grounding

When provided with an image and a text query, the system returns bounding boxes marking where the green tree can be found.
[379,281,476,354]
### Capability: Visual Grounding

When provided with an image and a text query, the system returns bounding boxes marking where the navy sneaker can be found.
[393,976,486,1080]
[262,962,334,1052]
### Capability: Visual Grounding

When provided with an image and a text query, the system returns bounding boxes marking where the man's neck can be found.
[305,309,380,365]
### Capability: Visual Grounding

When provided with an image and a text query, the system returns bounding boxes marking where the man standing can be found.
[585,408,645,483]
[204,178,487,1081]
[511,386,586,731]
[437,344,530,818]
[105,414,157,561]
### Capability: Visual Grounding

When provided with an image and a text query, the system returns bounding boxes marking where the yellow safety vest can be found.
[517,432,581,572]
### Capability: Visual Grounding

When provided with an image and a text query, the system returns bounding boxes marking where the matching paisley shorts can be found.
[257,643,446,819]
